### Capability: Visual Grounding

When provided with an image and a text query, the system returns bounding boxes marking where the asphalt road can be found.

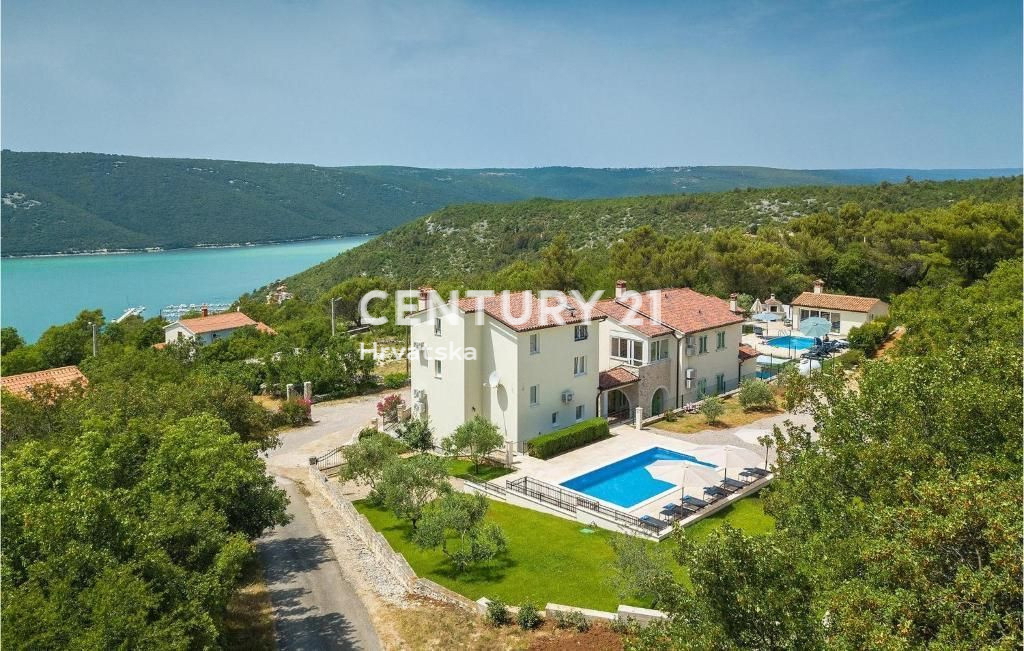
[258,478,381,651]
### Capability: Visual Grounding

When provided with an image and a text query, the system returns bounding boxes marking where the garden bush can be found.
[527,418,610,459]
[554,609,591,632]
[831,349,866,370]
[275,397,311,427]
[700,395,725,424]
[383,372,409,389]
[738,379,775,411]
[485,599,510,627]
[517,602,542,630]
[848,318,891,356]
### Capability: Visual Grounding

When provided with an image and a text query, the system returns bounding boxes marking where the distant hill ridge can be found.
[279,175,1023,297]
[1,150,1016,255]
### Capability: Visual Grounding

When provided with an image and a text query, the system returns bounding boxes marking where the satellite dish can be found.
[484,370,502,388]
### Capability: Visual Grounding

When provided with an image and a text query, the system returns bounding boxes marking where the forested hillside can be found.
[282,175,1022,297]
[1,150,1015,255]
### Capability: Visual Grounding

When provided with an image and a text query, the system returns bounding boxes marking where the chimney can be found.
[729,292,738,312]
[813,279,825,294]
[201,304,209,317]
[418,287,432,311]
[615,280,627,299]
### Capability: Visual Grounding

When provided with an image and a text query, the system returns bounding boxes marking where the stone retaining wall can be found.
[307,465,478,611]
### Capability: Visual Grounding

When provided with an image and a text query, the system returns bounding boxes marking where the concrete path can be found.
[258,477,381,651]
[267,388,411,473]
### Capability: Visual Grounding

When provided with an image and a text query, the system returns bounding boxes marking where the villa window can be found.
[529,333,540,354]
[434,360,442,378]
[651,339,669,361]
[434,317,442,336]
[529,384,539,406]
[575,405,584,421]
[551,412,558,425]
[611,337,644,366]
[697,378,708,396]
[574,325,588,341]
[573,355,586,376]
[715,373,726,393]
[716,331,726,350]
[698,335,708,354]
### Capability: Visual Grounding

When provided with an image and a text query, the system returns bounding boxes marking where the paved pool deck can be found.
[496,409,816,523]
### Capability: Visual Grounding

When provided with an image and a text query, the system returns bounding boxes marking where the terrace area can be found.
[468,409,811,539]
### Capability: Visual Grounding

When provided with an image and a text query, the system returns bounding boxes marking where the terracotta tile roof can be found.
[1,365,88,398]
[738,344,758,361]
[592,300,673,337]
[455,292,604,333]
[597,288,743,335]
[790,292,885,313]
[599,366,639,390]
[169,312,276,335]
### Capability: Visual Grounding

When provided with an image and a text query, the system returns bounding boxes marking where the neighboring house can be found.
[593,282,745,420]
[1,365,88,398]
[408,290,604,448]
[790,279,889,336]
[163,307,276,345]
[266,284,294,305]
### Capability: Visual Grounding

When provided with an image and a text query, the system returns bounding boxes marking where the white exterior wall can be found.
[514,324,600,443]
[409,307,471,446]
[792,302,889,336]
[408,306,601,447]
[679,323,743,402]
[163,324,241,345]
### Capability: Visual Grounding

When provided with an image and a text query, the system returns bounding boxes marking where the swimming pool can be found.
[561,447,717,509]
[766,335,816,350]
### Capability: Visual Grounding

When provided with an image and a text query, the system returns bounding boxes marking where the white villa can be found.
[790,279,889,336]
[163,307,276,346]
[409,283,747,448]
[592,282,745,420]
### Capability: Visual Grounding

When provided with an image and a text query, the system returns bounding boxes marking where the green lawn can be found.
[354,494,773,611]
[444,458,514,482]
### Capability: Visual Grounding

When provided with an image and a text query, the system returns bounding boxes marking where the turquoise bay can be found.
[1,237,372,342]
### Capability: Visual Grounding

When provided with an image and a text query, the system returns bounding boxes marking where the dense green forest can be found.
[1,150,1015,255]
[281,175,1022,298]
[1,173,1021,648]
[615,261,1022,649]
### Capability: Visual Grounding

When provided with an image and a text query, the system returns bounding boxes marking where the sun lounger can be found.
[704,486,730,500]
[640,515,670,530]
[722,477,748,490]
[741,467,770,479]
[682,495,710,509]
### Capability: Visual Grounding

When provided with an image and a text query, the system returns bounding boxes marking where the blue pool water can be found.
[561,447,717,509]
[766,335,816,350]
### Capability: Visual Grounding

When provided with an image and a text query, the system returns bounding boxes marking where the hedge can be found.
[848,318,891,356]
[526,418,610,459]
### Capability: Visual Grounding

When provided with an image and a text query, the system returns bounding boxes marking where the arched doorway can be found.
[607,389,631,420]
[651,388,666,416]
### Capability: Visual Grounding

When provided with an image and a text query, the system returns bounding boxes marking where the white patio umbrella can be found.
[688,445,764,479]
[647,460,723,499]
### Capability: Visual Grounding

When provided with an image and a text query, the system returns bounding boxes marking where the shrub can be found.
[526,418,610,459]
[397,417,434,451]
[832,349,865,370]
[485,599,510,627]
[376,393,405,425]
[276,398,311,427]
[516,602,542,630]
[777,365,811,411]
[738,379,775,411]
[383,372,409,389]
[848,319,890,356]
[700,395,725,424]
[358,426,381,440]
[554,609,591,632]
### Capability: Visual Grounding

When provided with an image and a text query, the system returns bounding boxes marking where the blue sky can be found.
[2,0,1021,169]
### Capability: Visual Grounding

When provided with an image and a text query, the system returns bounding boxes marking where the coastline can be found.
[1,233,378,260]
